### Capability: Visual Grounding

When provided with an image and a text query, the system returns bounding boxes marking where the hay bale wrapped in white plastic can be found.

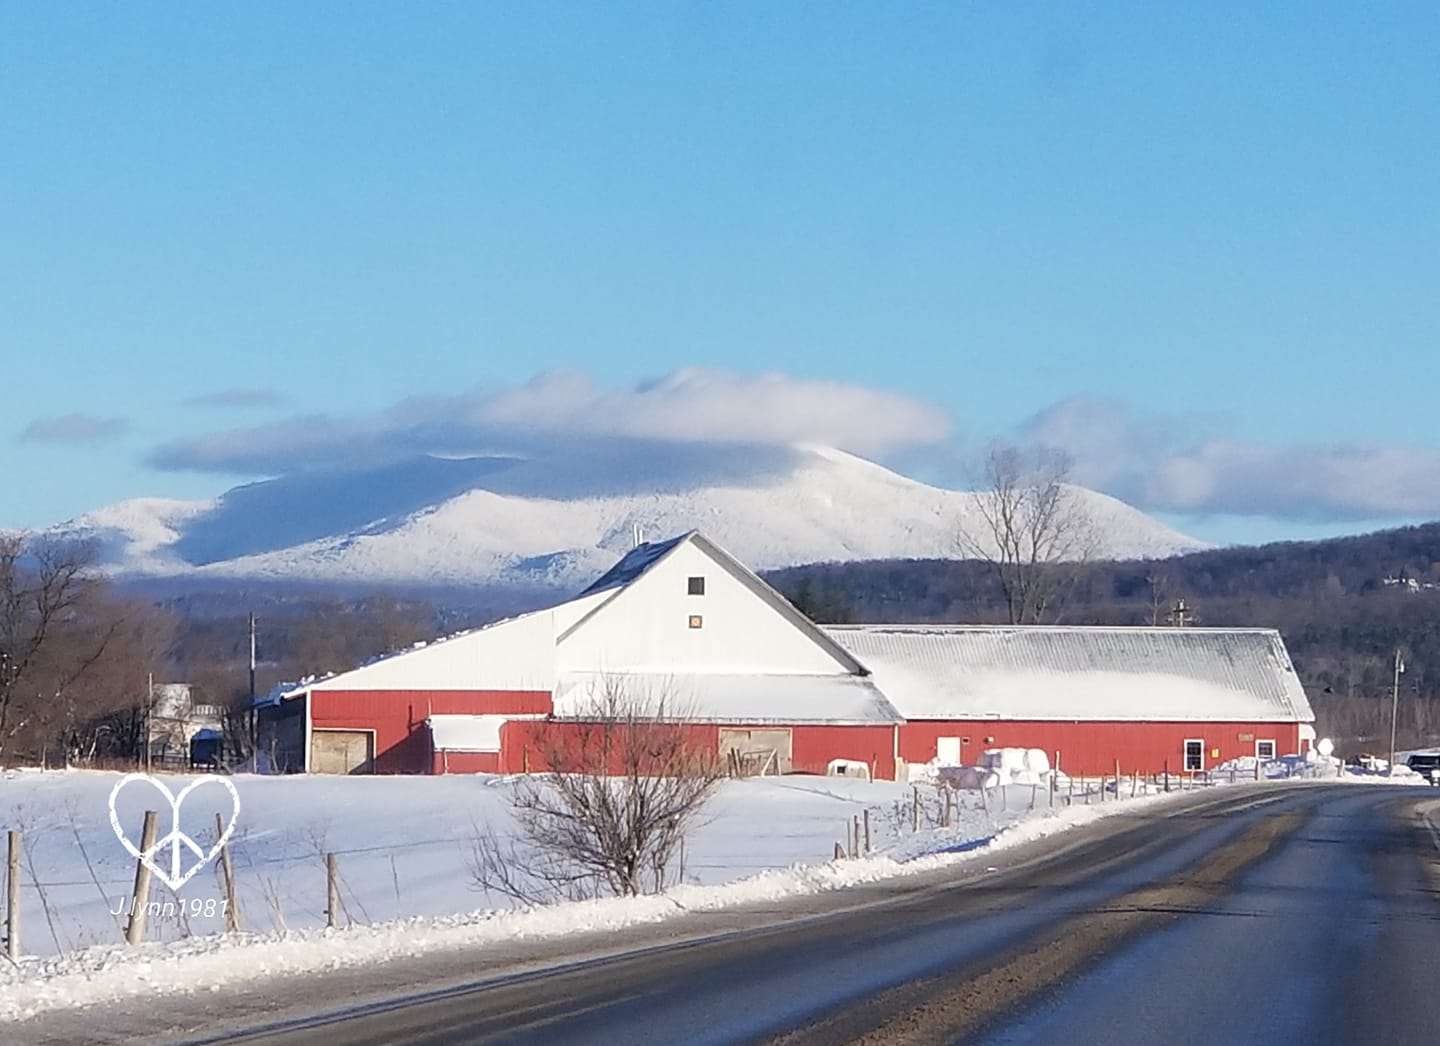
[1023,748,1051,774]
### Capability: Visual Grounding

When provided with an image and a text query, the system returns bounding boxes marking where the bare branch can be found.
[499,675,723,898]
[955,443,1099,624]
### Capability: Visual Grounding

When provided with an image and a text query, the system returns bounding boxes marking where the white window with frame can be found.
[1183,738,1205,772]
[1255,739,1276,760]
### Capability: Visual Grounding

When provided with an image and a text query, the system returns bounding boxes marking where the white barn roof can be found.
[554,671,901,726]
[824,626,1315,724]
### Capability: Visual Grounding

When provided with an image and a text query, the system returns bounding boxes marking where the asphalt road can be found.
[21,784,1440,1046]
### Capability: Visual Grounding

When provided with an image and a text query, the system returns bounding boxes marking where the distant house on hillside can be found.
[148,683,227,767]
[258,531,1315,779]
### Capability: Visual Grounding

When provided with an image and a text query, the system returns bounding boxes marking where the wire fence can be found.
[2,761,1336,963]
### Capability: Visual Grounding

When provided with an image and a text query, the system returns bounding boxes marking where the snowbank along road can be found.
[17,783,1440,1046]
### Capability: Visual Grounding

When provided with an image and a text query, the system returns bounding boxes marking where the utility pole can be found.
[144,671,152,772]
[1389,648,1405,775]
[248,612,258,758]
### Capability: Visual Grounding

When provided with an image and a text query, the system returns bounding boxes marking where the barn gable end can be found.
[556,531,864,677]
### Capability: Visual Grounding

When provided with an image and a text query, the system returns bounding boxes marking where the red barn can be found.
[258,533,1314,781]
[259,532,901,776]
[823,625,1316,778]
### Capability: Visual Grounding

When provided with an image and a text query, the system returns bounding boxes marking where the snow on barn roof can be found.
[271,595,586,701]
[823,626,1315,724]
[577,532,691,596]
[553,672,902,726]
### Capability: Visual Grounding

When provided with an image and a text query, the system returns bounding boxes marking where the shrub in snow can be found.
[469,675,723,900]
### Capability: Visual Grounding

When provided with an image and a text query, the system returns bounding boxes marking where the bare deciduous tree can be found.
[471,676,722,900]
[1,538,109,759]
[63,602,174,765]
[0,536,172,764]
[1146,572,1171,627]
[955,444,1099,625]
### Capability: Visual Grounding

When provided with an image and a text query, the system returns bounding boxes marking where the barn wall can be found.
[500,720,897,780]
[310,689,550,774]
[556,541,853,676]
[899,720,1304,776]
[789,725,896,779]
[499,719,717,775]
[432,750,502,774]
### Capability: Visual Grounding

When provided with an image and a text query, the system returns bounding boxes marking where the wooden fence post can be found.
[911,786,920,832]
[1164,759,1170,792]
[216,813,240,933]
[124,810,159,945]
[6,828,19,962]
[326,852,339,928]
[944,789,954,827]
[863,809,871,854]
[834,841,845,860]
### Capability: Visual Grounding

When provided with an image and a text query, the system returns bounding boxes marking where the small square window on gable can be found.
[688,614,703,629]
[687,576,705,596]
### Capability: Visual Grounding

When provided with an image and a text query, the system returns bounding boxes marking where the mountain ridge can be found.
[47,444,1208,591]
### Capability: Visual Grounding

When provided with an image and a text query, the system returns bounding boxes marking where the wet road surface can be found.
[19,785,1439,1046]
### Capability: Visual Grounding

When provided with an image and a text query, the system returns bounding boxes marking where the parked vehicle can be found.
[1406,753,1440,785]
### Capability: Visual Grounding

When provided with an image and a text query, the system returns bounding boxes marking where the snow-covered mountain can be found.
[48,444,1207,591]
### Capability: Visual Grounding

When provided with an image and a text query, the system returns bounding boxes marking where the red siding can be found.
[310,689,551,774]
[432,750,502,774]
[306,688,1303,781]
[899,720,1304,777]
[789,725,896,779]
[500,721,899,780]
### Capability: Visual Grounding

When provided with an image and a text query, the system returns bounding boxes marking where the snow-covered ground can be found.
[0,762,1352,1021]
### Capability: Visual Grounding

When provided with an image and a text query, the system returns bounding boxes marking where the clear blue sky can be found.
[2,3,1437,545]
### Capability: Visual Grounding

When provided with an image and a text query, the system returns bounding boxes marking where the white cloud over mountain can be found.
[1019,396,1440,522]
[135,370,1440,526]
[148,368,953,476]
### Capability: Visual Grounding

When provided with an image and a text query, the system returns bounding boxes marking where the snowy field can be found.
[2,769,1041,959]
[0,759,1392,1021]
